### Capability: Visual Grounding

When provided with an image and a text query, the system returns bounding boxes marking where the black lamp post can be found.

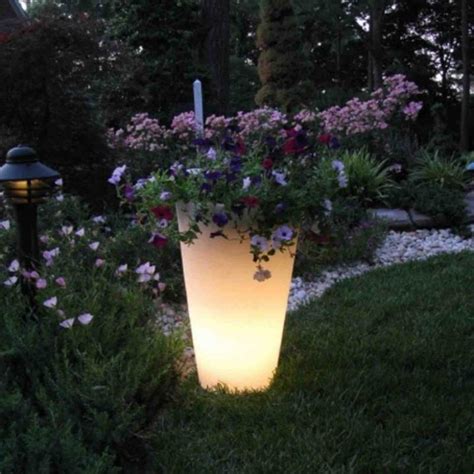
[0,146,60,271]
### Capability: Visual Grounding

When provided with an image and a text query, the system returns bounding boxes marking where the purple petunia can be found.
[108,165,127,185]
[212,212,229,227]
[251,235,269,252]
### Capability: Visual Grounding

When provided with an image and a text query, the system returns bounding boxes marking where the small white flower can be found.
[272,170,288,186]
[323,199,333,216]
[61,226,73,236]
[55,178,63,187]
[0,220,10,230]
[115,264,128,276]
[206,147,217,160]
[8,259,19,272]
[77,313,94,325]
[242,177,252,190]
[160,191,172,201]
[3,276,18,287]
[92,215,106,224]
[56,194,65,202]
[43,297,58,308]
[95,258,105,268]
[89,241,100,251]
[59,318,75,329]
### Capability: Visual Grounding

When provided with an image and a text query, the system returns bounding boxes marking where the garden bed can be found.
[370,191,474,230]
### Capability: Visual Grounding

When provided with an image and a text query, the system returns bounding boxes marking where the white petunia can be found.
[77,313,94,325]
[8,259,19,272]
[59,318,75,329]
[43,297,58,308]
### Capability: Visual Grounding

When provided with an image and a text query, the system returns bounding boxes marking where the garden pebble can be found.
[156,227,474,370]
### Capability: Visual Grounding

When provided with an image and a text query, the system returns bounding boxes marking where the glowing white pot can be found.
[177,206,297,391]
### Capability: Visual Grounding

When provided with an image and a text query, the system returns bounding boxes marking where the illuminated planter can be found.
[177,206,297,391]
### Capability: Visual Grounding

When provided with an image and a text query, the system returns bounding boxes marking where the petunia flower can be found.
[8,259,19,272]
[151,205,173,221]
[0,220,10,230]
[148,233,168,248]
[160,191,172,201]
[89,241,100,251]
[3,276,18,287]
[95,258,105,268]
[92,215,106,224]
[77,313,94,325]
[273,225,293,241]
[22,270,40,280]
[241,196,260,208]
[115,264,128,277]
[55,277,66,287]
[251,235,269,252]
[212,212,229,227]
[59,318,75,329]
[36,279,47,289]
[242,177,252,190]
[123,184,135,202]
[108,165,127,185]
[61,226,73,236]
[55,178,63,187]
[262,158,273,170]
[43,297,58,308]
[75,228,85,237]
[272,171,288,186]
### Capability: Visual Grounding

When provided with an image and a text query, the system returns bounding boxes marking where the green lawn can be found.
[155,252,474,473]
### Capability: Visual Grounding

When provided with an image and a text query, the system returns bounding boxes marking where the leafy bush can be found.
[294,198,387,275]
[0,195,183,472]
[411,150,468,190]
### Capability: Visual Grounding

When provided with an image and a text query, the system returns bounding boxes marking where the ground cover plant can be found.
[0,195,184,473]
[153,252,474,473]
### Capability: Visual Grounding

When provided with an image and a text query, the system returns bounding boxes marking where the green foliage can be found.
[153,252,474,472]
[340,150,393,206]
[411,150,469,190]
[0,195,183,472]
[0,7,116,205]
[255,0,313,111]
[295,200,386,275]
[316,150,393,207]
[107,0,203,122]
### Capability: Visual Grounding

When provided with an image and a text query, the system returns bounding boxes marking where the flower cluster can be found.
[319,74,422,136]
[109,122,347,280]
[106,113,168,151]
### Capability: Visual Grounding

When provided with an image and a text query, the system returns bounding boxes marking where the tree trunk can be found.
[460,0,470,152]
[202,0,230,115]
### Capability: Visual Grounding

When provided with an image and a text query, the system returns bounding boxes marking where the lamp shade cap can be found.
[0,146,60,182]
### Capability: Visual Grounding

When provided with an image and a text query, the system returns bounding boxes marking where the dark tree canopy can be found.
[255,0,312,112]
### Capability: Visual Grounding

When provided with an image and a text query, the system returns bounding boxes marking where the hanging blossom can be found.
[0,220,10,230]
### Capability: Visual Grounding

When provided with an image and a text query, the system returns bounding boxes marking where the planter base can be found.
[178,208,296,391]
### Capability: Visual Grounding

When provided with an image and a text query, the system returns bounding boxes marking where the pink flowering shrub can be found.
[107,112,168,151]
[318,74,423,136]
